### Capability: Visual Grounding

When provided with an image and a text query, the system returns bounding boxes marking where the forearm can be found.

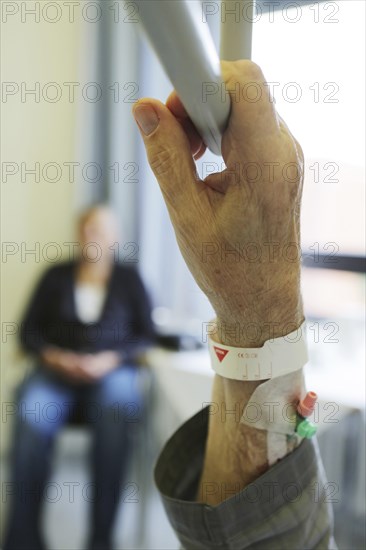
[197,291,304,505]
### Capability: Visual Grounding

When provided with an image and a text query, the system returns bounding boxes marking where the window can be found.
[135,0,365,334]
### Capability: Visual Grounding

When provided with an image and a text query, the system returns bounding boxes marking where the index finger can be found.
[166,91,207,159]
[221,60,280,138]
[220,60,283,163]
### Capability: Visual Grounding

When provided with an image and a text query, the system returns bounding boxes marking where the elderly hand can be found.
[133,60,305,505]
[133,61,304,348]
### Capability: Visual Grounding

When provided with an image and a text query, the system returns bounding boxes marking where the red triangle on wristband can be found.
[213,346,229,362]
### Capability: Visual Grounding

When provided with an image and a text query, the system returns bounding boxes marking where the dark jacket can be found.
[20,261,155,363]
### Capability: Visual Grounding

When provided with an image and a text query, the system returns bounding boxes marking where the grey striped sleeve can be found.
[154,406,336,550]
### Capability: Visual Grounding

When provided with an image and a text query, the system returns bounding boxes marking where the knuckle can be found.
[234,59,264,82]
[149,146,177,178]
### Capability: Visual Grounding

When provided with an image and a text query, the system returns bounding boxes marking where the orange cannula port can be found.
[297,391,318,418]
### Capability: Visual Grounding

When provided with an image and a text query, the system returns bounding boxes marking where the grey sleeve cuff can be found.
[154,406,335,549]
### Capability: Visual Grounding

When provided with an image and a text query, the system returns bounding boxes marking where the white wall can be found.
[1,5,82,451]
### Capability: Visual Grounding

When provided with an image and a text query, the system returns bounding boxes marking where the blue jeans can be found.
[4,364,143,550]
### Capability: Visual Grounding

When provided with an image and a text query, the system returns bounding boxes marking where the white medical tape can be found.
[240,369,306,434]
[241,369,306,465]
[266,432,288,467]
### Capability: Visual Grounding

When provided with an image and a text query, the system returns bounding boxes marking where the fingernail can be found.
[133,104,159,136]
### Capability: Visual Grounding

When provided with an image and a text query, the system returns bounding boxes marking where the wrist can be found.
[197,374,268,504]
[213,293,304,348]
[200,311,305,504]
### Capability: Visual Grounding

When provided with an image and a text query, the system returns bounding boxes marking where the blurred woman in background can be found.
[4,205,155,550]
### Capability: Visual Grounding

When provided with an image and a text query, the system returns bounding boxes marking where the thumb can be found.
[132,99,201,212]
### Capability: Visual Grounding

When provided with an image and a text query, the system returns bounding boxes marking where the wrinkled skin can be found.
[133,60,305,504]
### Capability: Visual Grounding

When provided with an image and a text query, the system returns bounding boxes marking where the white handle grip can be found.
[134,0,229,155]
[220,1,254,61]
[134,0,253,155]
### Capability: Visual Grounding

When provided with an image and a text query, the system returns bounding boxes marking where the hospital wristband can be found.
[208,322,308,381]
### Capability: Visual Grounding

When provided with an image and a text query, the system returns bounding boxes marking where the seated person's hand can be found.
[41,347,121,383]
[78,351,121,381]
[41,347,93,383]
[133,60,304,344]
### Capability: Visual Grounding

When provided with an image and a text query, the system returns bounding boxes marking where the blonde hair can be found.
[78,203,114,228]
